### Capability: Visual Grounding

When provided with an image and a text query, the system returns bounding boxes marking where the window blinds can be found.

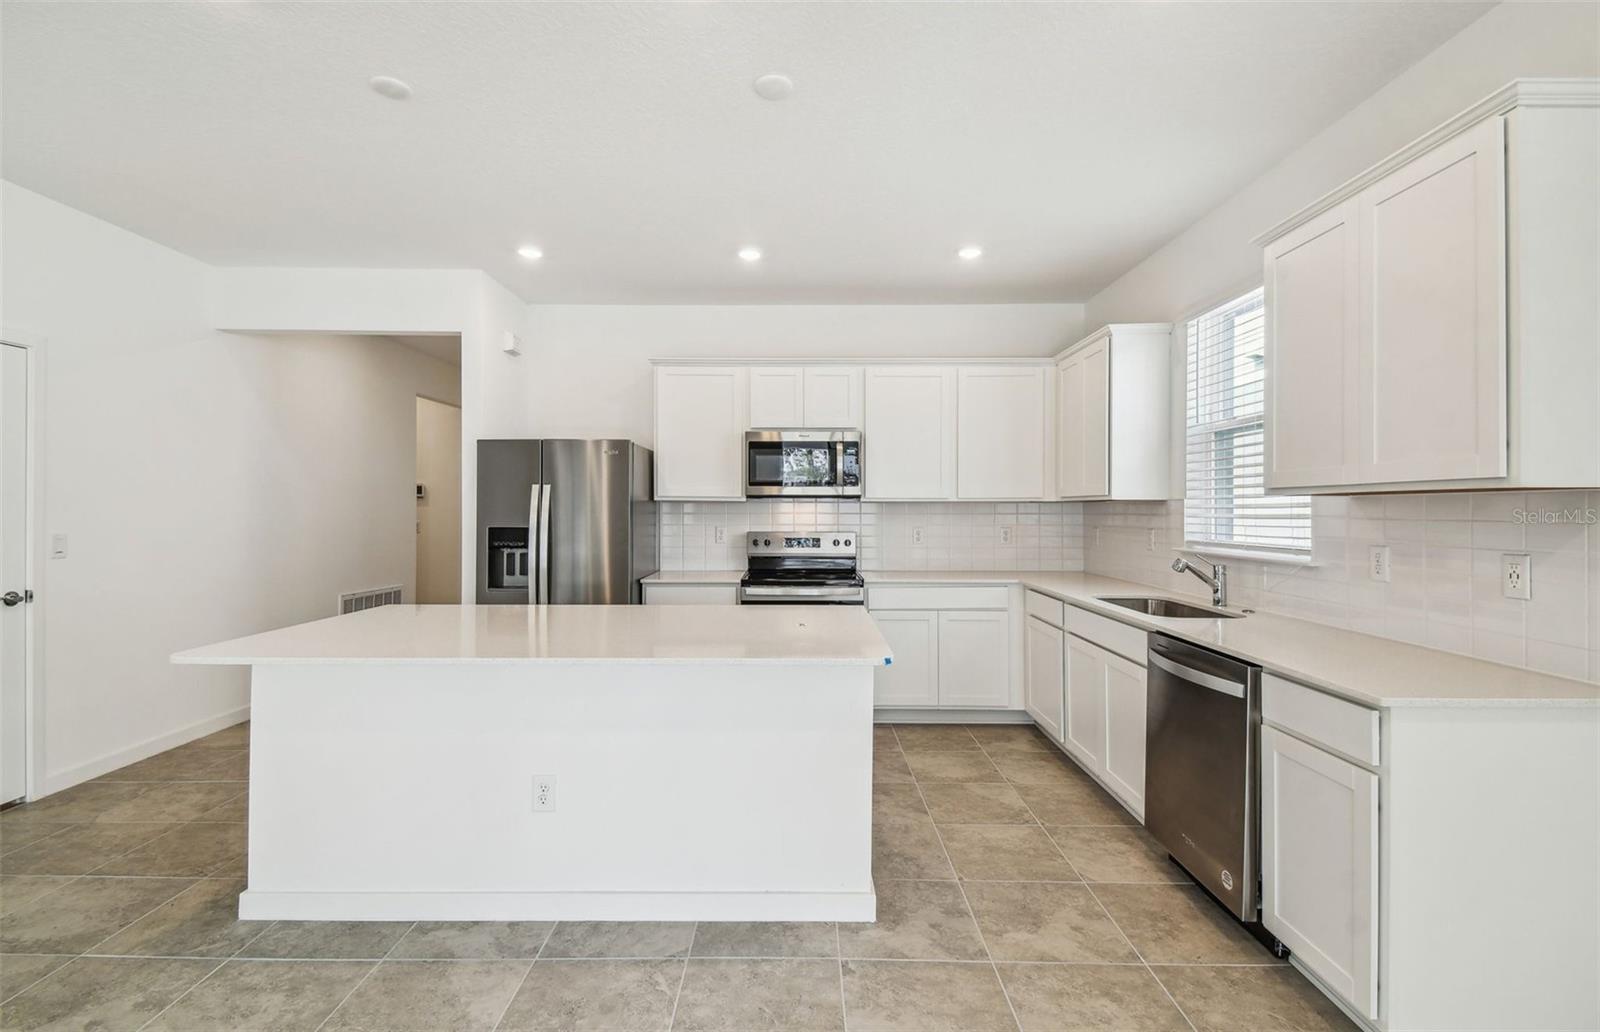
[1183,287,1311,555]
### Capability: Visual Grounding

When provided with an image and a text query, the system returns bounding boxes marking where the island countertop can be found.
[173,603,892,667]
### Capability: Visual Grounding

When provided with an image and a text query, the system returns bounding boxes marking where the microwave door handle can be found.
[537,483,552,604]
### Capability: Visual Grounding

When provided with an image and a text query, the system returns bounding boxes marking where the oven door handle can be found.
[740,585,864,600]
[1149,651,1246,698]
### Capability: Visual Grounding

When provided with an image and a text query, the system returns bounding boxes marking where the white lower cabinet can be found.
[868,587,1011,710]
[871,610,940,707]
[1261,724,1378,1022]
[1063,633,1146,819]
[1023,616,1065,741]
[642,583,739,605]
[938,610,1009,708]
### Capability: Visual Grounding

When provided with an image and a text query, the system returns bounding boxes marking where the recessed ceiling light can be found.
[516,245,544,261]
[752,74,795,101]
[957,245,984,261]
[738,247,763,262]
[369,75,413,101]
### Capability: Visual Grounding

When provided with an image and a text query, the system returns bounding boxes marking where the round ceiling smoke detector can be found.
[369,75,413,101]
[752,74,795,101]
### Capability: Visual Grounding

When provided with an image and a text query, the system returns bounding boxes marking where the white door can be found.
[0,343,30,804]
[654,367,747,500]
[1261,725,1379,1020]
[956,367,1047,499]
[937,610,1010,707]
[1063,634,1106,770]
[864,368,956,499]
[1264,200,1361,489]
[749,368,804,428]
[1358,115,1507,484]
[1100,649,1147,818]
[802,367,863,428]
[871,610,939,707]
[1024,616,1065,741]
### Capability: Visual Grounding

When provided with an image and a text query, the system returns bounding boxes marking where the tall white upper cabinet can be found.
[864,367,958,500]
[1056,325,1172,500]
[1259,80,1600,492]
[957,367,1052,499]
[654,365,748,500]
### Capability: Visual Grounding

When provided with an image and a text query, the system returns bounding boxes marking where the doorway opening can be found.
[415,395,463,603]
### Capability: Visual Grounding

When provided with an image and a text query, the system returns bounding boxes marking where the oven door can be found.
[745,431,862,497]
[739,584,865,605]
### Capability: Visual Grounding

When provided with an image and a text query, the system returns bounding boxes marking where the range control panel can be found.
[746,532,856,557]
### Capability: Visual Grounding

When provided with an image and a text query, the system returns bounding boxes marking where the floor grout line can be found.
[489,922,557,1032]
[836,921,849,1032]
[311,920,415,1032]
[663,925,696,1032]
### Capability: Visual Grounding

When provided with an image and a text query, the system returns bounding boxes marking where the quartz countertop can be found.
[173,604,890,667]
[865,570,1600,709]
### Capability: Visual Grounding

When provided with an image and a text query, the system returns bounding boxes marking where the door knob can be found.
[2,590,30,607]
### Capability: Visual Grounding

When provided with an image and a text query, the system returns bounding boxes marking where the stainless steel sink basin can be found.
[1096,596,1242,619]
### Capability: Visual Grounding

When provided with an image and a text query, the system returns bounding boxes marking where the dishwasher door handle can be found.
[1149,651,1246,698]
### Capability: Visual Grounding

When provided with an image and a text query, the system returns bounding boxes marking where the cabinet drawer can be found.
[1024,590,1065,627]
[1063,605,1146,665]
[1263,673,1379,767]
[868,585,1010,611]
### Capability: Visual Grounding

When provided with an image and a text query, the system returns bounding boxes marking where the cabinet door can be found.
[1063,634,1106,770]
[937,610,1010,708]
[1079,341,1110,497]
[1024,616,1065,741]
[655,367,747,500]
[1056,356,1085,497]
[1264,200,1361,489]
[1261,725,1378,1021]
[864,368,957,499]
[1358,115,1507,484]
[803,367,863,428]
[1101,649,1147,818]
[749,368,805,428]
[957,367,1048,499]
[871,610,939,708]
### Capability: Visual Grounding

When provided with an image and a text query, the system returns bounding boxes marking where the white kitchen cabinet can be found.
[642,583,740,605]
[864,367,957,500]
[956,367,1050,499]
[1063,631,1146,818]
[1261,724,1378,1021]
[654,366,747,500]
[1055,325,1171,501]
[802,367,864,428]
[1258,84,1599,492]
[1063,634,1106,771]
[937,610,1010,708]
[871,610,940,708]
[748,368,805,428]
[1024,615,1065,741]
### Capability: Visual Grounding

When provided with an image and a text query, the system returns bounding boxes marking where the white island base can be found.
[175,605,887,923]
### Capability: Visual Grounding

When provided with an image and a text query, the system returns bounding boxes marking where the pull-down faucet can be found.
[1172,554,1228,608]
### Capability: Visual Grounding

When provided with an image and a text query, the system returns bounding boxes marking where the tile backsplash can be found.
[1083,491,1600,683]
[659,500,1086,573]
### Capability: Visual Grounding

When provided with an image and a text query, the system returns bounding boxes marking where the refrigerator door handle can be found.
[537,482,552,604]
[527,483,541,603]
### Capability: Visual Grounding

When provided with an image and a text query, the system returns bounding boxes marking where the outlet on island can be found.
[532,774,557,813]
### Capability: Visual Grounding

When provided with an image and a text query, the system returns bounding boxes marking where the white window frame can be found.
[1182,286,1312,560]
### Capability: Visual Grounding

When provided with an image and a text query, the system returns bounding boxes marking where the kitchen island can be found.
[174,604,889,922]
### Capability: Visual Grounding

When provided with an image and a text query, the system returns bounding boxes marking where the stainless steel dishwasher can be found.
[1144,632,1263,922]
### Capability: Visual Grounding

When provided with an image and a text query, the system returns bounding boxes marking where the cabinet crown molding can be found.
[1053,323,1173,363]
[1252,77,1600,247]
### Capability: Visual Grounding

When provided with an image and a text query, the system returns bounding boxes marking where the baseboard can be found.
[875,708,1033,725]
[239,888,876,922]
[36,704,250,799]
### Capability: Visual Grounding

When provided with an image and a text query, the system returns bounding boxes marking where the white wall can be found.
[481,303,1085,444]
[1,183,461,793]
[415,396,463,603]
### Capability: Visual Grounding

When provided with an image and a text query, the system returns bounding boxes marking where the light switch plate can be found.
[1502,554,1532,600]
[48,533,67,559]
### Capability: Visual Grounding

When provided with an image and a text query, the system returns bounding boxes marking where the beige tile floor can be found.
[0,720,1355,1031]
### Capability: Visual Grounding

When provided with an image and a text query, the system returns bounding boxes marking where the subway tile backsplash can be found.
[659,500,1086,573]
[1082,491,1600,684]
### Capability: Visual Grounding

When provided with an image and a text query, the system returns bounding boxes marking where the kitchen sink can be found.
[1096,596,1242,619]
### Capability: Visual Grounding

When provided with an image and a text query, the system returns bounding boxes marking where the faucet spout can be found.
[1172,554,1228,608]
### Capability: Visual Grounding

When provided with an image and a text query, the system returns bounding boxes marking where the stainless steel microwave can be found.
[744,430,863,497]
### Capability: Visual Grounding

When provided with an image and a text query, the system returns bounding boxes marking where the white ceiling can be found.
[2,2,1491,304]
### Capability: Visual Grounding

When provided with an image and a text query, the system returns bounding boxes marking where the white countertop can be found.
[865,570,1600,709]
[173,604,890,667]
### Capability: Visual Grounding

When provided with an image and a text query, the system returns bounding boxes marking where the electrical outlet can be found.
[532,775,557,813]
[1502,553,1532,600]
[1368,545,1391,583]
[912,527,925,546]
[1146,529,1157,553]
[999,525,1014,545]
[713,526,726,545]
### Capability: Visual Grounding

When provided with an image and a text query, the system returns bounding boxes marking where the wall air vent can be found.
[338,585,403,615]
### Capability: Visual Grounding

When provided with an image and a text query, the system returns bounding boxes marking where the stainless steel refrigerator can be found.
[476,440,658,605]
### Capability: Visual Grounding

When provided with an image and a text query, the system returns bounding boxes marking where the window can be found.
[1183,287,1311,556]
